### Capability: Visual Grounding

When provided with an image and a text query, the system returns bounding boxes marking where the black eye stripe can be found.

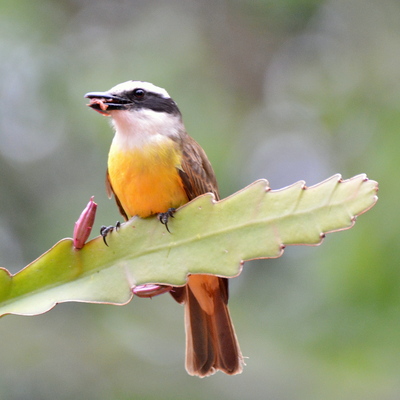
[118,89,180,115]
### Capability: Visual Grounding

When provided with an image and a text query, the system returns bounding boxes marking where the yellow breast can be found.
[108,138,188,219]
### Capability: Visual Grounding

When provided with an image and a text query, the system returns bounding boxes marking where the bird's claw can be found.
[158,208,176,233]
[100,221,121,246]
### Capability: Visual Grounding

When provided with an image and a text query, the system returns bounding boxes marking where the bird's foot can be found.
[100,221,121,246]
[157,208,176,233]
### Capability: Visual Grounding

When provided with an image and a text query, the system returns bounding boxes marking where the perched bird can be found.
[85,81,243,377]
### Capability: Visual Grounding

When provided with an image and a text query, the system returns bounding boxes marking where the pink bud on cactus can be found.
[133,284,173,298]
[73,196,97,249]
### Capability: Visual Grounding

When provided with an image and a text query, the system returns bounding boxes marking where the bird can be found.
[85,80,243,377]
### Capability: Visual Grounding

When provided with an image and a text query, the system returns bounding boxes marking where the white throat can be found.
[110,108,183,150]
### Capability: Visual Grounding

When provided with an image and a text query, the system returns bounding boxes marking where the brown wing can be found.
[178,135,220,201]
[171,135,221,304]
[105,169,129,221]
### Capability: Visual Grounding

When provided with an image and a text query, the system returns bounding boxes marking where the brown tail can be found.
[171,275,243,377]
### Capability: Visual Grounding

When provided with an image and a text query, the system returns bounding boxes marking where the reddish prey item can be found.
[87,98,110,116]
[90,98,109,111]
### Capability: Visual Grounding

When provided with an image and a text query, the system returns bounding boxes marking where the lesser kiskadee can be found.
[85,81,243,377]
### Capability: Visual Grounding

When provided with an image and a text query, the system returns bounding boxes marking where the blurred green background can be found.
[0,0,398,398]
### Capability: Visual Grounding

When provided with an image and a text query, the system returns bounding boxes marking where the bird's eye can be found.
[133,88,145,99]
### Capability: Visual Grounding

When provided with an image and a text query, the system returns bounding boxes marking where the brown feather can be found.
[177,135,220,201]
[106,170,129,222]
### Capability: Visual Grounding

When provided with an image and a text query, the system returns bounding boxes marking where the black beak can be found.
[84,91,129,112]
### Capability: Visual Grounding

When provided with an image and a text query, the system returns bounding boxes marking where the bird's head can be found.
[85,80,180,117]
